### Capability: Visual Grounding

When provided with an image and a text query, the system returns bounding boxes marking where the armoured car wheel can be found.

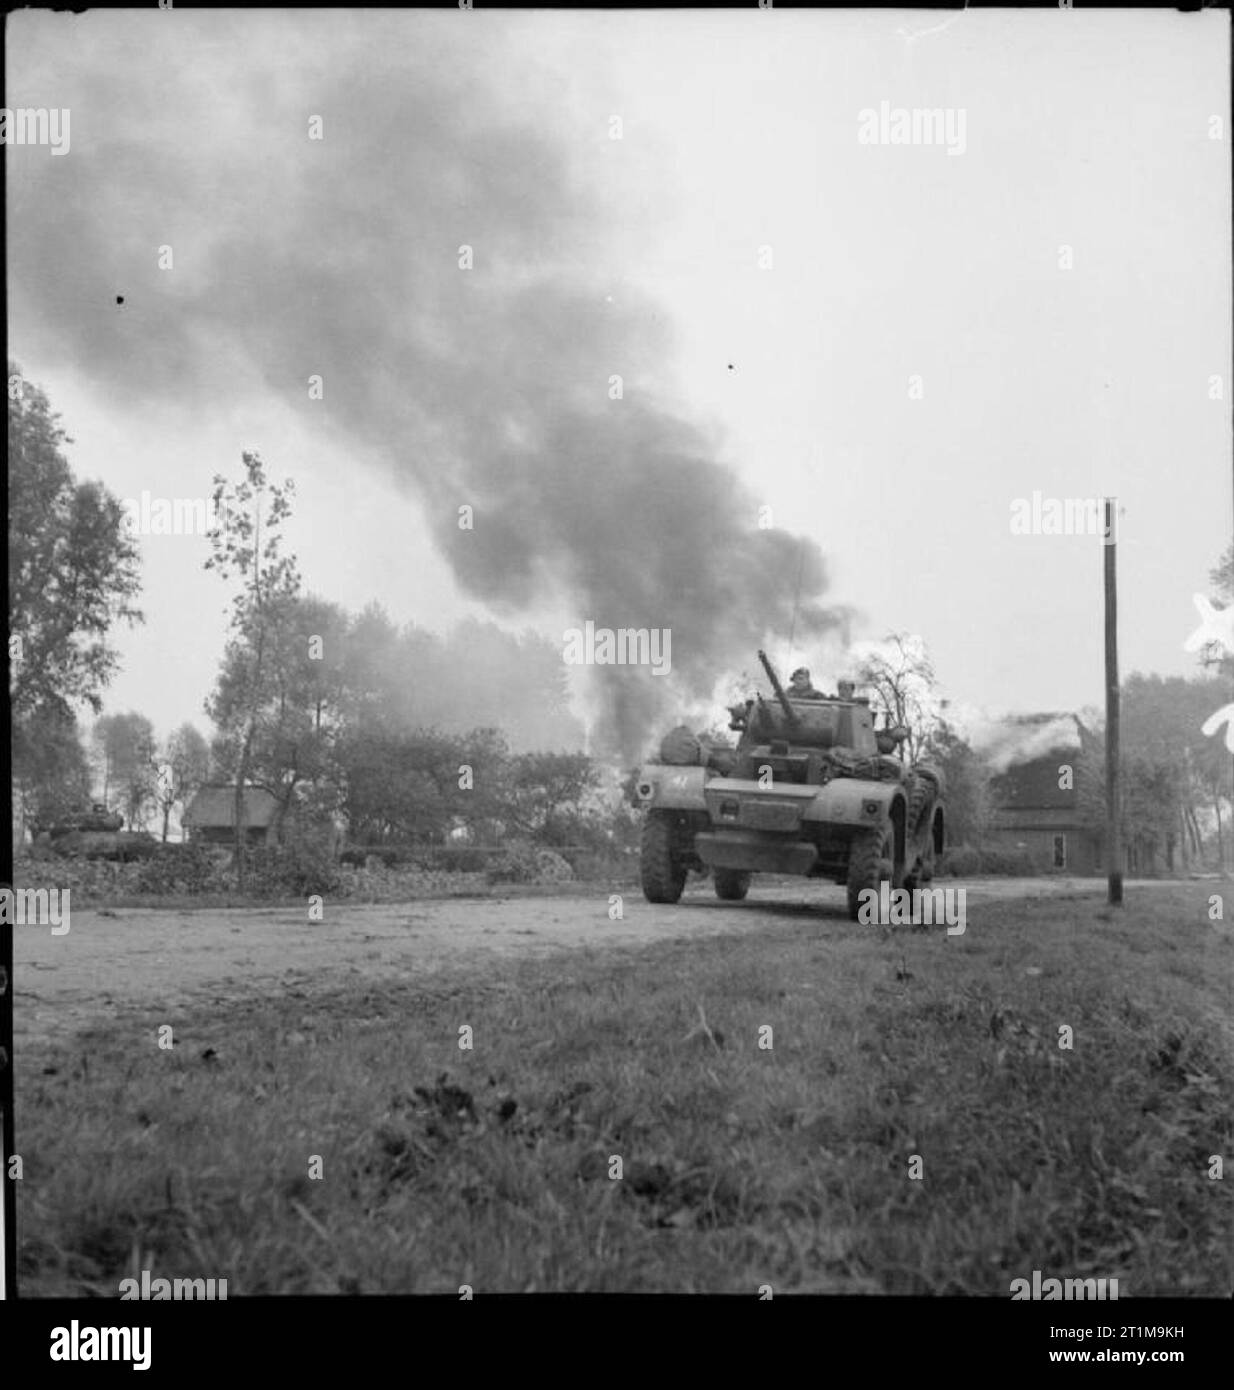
[847,824,895,921]
[641,811,687,903]
[713,868,751,901]
[905,774,934,838]
[902,775,936,892]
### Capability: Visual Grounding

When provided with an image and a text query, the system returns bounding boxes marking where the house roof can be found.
[183,786,278,828]
[989,753,1081,811]
[979,709,1100,813]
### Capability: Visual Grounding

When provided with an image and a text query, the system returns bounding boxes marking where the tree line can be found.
[10,361,1232,873]
[8,367,606,862]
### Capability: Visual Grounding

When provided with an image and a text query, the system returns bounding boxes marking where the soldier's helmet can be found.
[790,667,811,683]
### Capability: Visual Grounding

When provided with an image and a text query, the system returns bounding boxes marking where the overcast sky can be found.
[7,8,1230,747]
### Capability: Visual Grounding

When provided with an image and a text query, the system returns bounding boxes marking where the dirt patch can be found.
[13,876,1179,1048]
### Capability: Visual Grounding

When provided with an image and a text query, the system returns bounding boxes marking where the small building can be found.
[985,716,1103,874]
[182,785,279,847]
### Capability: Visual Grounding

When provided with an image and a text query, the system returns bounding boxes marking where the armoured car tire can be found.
[905,774,934,838]
[641,811,687,903]
[902,774,936,891]
[713,868,752,901]
[847,824,895,921]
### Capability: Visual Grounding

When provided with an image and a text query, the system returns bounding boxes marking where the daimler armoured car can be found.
[634,652,944,920]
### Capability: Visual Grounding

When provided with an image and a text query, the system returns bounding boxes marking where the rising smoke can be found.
[9,12,846,762]
[969,714,1083,775]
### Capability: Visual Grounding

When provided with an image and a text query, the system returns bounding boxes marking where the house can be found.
[182,785,279,847]
[984,715,1103,874]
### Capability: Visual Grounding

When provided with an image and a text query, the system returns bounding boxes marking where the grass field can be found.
[17,883,1233,1295]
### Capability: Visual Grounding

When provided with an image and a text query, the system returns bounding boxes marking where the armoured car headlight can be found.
[638,781,654,800]
[863,800,880,817]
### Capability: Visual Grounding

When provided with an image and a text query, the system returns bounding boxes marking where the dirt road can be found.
[12,876,1178,1048]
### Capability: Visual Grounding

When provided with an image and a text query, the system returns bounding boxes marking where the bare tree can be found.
[852,633,941,763]
[151,723,211,843]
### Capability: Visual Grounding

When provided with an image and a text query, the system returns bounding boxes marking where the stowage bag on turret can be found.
[659,725,702,766]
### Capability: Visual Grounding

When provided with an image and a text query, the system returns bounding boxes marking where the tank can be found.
[633,651,945,920]
[32,804,158,861]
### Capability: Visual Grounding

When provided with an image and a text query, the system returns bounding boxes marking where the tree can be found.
[1199,544,1234,678]
[504,751,599,843]
[152,724,211,843]
[921,718,989,848]
[92,711,157,828]
[852,633,942,763]
[13,708,92,837]
[204,452,301,882]
[8,363,143,722]
[337,726,509,847]
[9,364,143,841]
[337,602,405,733]
[209,593,349,844]
[1199,546,1234,861]
[1077,674,1231,872]
[1211,544,1233,602]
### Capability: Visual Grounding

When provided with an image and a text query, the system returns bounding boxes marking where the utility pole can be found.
[1104,497,1122,905]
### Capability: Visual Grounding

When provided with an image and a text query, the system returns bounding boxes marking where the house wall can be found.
[985,823,1103,873]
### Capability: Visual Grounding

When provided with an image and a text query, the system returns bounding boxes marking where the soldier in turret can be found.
[789,667,823,699]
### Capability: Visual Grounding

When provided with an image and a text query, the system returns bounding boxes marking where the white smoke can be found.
[966,712,1082,775]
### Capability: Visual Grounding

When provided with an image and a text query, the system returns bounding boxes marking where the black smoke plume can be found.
[9,12,847,760]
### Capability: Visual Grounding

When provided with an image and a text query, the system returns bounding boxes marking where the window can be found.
[1052,834,1066,869]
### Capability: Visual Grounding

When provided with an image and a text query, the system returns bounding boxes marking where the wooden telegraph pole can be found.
[1104,496,1122,905]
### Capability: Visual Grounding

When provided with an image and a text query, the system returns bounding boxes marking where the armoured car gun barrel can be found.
[757,650,802,732]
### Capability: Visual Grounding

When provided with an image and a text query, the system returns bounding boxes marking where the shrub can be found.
[133,842,225,895]
[339,844,410,868]
[431,846,493,875]
[559,846,639,882]
[534,848,574,883]
[484,840,542,885]
[244,840,342,897]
